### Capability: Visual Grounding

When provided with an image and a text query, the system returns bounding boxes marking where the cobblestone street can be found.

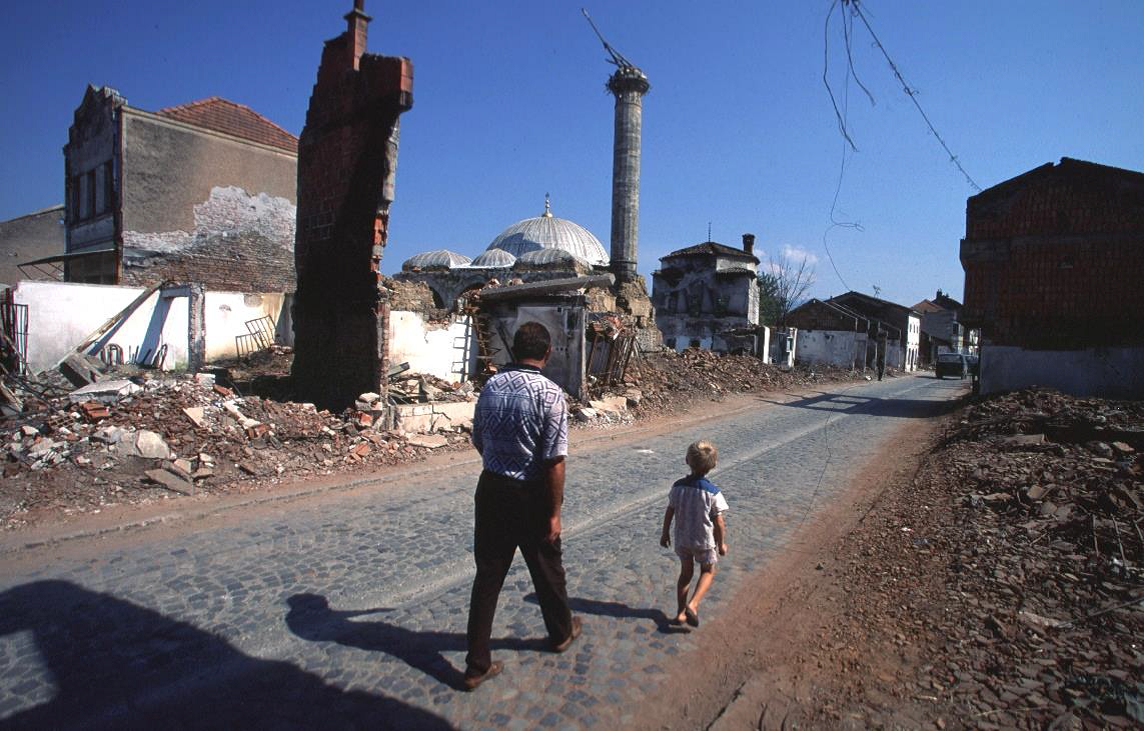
[0,375,964,729]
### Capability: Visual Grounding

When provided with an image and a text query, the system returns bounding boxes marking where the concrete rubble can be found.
[0,371,476,530]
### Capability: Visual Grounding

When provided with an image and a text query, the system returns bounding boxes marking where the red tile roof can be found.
[158,97,298,154]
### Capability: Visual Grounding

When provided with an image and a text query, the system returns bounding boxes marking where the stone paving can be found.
[0,375,964,729]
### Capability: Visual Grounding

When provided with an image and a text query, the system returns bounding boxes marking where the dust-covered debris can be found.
[774,387,1143,728]
[0,372,474,531]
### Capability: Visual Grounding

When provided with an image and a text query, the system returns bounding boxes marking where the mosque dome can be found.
[515,248,590,269]
[401,249,471,271]
[487,197,608,267]
[469,248,517,268]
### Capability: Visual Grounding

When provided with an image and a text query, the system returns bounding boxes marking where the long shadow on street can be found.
[755,381,967,420]
[0,580,449,730]
[285,593,548,691]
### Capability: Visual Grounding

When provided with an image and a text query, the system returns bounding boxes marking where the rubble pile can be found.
[612,347,854,416]
[0,373,473,530]
[389,374,474,404]
[830,387,1142,727]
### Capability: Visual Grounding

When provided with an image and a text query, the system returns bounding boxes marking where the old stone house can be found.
[62,85,298,290]
[826,291,920,372]
[651,235,760,352]
[960,157,1144,397]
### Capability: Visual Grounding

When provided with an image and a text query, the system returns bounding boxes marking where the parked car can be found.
[935,352,968,379]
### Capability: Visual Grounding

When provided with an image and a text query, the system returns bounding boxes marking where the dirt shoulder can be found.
[640,388,1143,731]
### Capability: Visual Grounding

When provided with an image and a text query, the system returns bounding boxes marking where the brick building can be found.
[960,157,1144,397]
[62,85,298,290]
[290,0,413,410]
[826,291,920,372]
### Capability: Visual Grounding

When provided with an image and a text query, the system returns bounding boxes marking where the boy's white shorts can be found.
[675,545,718,565]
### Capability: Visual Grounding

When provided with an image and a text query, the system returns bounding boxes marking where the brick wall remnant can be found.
[960,157,1144,349]
[291,1,413,410]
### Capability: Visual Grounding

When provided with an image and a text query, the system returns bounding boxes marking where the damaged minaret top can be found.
[583,10,650,283]
[291,1,414,411]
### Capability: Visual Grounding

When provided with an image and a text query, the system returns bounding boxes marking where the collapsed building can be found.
[960,157,1144,397]
[651,234,761,353]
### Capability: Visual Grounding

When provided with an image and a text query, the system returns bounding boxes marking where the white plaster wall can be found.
[16,281,187,373]
[388,311,476,383]
[203,291,287,361]
[795,330,861,368]
[16,281,288,373]
[980,345,1144,399]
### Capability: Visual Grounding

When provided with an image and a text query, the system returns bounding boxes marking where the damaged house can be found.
[960,157,1144,397]
[59,85,298,290]
[651,234,760,353]
[784,298,873,371]
[825,291,920,372]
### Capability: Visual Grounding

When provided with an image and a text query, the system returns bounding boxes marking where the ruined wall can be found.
[652,252,757,352]
[795,329,866,370]
[121,186,296,292]
[291,4,413,410]
[961,158,1144,349]
[388,311,476,383]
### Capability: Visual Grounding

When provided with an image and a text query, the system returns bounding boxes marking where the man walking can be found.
[463,321,581,690]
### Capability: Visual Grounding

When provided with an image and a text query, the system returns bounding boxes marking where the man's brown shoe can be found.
[462,661,503,691]
[552,616,582,653]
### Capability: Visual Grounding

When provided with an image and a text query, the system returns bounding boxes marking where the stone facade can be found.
[651,236,759,352]
[290,1,413,410]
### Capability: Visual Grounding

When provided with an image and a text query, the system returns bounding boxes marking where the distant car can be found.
[935,353,968,379]
[965,354,980,377]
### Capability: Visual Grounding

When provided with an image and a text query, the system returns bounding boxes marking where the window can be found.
[96,162,113,215]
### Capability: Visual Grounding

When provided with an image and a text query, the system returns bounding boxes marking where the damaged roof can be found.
[662,241,759,263]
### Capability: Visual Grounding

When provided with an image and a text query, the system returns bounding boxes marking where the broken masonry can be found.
[291,0,413,411]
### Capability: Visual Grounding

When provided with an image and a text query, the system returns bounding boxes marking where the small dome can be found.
[469,249,517,268]
[401,249,472,271]
[488,197,608,266]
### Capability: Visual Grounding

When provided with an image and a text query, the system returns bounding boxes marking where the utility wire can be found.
[848,0,981,191]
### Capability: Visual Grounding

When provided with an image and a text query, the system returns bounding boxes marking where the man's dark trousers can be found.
[465,470,573,675]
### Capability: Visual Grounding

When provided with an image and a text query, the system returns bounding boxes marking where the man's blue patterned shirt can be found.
[471,365,568,482]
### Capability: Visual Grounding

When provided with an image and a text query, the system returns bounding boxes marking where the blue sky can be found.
[2,1,1142,306]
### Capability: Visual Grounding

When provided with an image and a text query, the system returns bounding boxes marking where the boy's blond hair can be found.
[686,440,717,475]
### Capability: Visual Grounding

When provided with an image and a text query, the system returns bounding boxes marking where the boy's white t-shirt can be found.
[668,475,729,550]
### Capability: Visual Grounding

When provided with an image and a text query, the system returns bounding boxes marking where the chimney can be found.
[742,233,755,256]
[345,0,371,70]
[607,65,650,283]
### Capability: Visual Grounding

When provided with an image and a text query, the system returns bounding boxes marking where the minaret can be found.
[607,65,649,282]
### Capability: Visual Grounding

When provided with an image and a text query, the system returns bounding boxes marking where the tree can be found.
[757,248,816,326]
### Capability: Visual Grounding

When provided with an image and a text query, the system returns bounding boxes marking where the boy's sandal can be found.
[684,607,699,628]
[463,661,503,691]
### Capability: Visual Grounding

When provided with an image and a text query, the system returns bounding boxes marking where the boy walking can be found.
[659,441,728,627]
